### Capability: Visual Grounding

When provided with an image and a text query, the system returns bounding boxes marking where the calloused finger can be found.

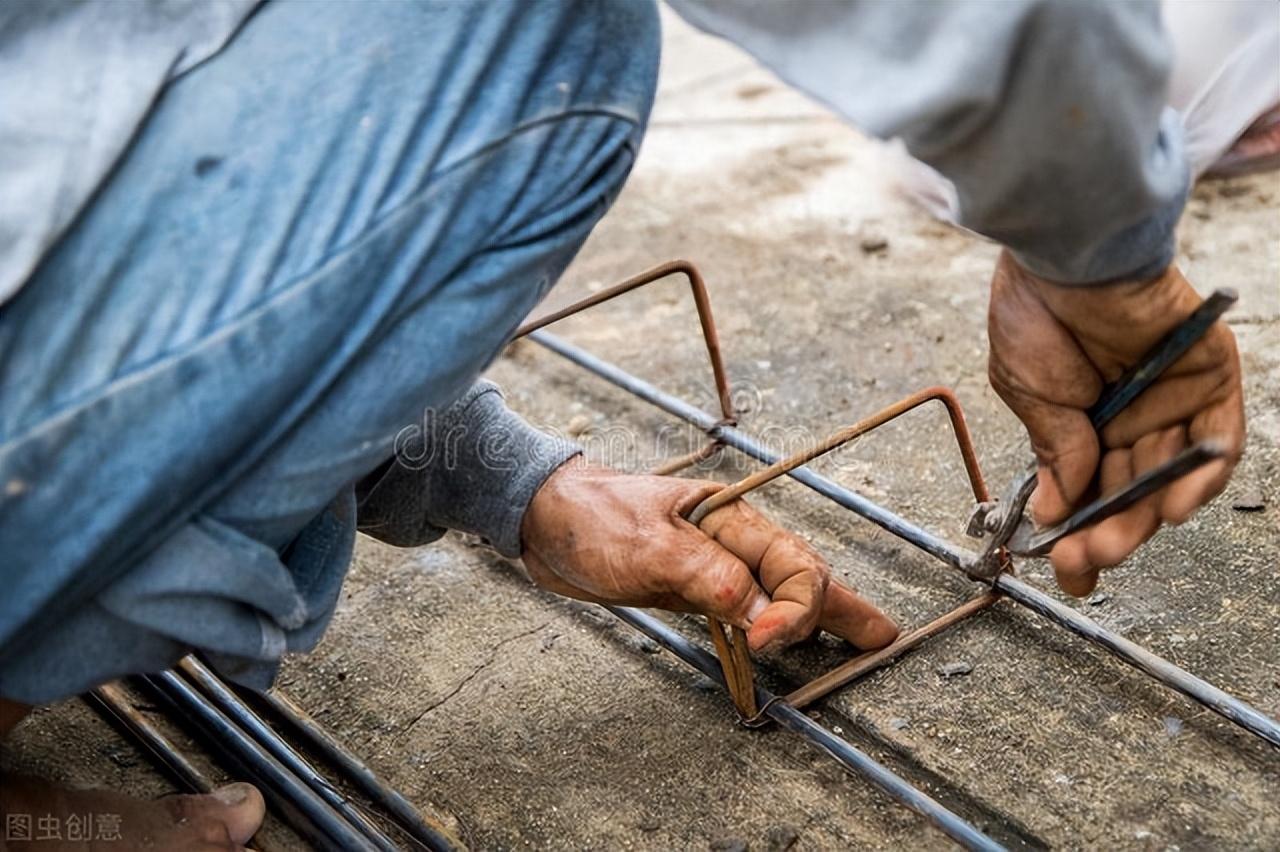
[698,500,836,650]
[1050,534,1098,596]
[1162,458,1232,525]
[672,535,772,631]
[745,534,828,651]
[1083,431,1175,569]
[817,580,899,649]
[1046,447,1137,593]
[1163,393,1245,523]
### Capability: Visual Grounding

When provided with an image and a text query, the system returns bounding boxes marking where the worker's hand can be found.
[520,457,899,652]
[987,251,1245,595]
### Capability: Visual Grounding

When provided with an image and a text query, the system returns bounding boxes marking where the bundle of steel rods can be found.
[85,658,458,851]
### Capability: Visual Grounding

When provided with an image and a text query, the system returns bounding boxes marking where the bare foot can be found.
[0,776,265,851]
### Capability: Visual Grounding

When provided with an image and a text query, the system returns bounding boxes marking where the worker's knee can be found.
[567,0,662,128]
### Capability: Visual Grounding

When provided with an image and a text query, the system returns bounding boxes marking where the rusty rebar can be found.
[684,384,998,713]
[529,326,1280,749]
[518,260,756,718]
[649,439,723,476]
[516,259,735,422]
[689,385,989,526]
[85,683,214,794]
[784,593,1001,709]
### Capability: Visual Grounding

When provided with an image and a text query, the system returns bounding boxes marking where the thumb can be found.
[175,783,266,847]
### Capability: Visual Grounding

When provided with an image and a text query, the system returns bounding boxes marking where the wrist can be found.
[1001,252,1195,346]
[520,454,590,555]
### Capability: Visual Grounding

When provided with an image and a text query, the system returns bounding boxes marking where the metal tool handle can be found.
[1087,288,1236,429]
[1009,440,1227,556]
[1031,288,1237,548]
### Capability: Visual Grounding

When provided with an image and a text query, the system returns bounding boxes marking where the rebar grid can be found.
[518,259,759,715]
[517,259,1280,848]
[516,261,1006,721]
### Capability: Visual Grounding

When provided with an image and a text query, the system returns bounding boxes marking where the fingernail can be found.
[746,595,769,623]
[212,783,251,806]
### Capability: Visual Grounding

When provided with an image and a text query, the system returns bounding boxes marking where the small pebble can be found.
[709,838,748,852]
[1087,592,1111,606]
[692,676,718,693]
[937,661,974,678]
[764,824,799,852]
[860,237,889,254]
[105,745,138,768]
[1163,716,1184,737]
[566,414,593,437]
[889,717,910,731]
[638,818,661,832]
[1231,488,1266,511]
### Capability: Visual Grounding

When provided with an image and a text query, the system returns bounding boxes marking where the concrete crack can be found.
[399,619,556,736]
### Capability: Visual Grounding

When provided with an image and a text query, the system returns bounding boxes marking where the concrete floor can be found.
[5,10,1278,851]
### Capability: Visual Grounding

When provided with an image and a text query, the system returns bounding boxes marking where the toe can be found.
[166,783,265,847]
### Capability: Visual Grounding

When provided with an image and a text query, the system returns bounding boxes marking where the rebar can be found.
[783,592,1001,710]
[517,259,735,422]
[85,683,214,794]
[687,385,989,526]
[608,606,1006,852]
[528,326,1280,749]
[252,686,458,852]
[139,671,376,851]
[175,657,402,851]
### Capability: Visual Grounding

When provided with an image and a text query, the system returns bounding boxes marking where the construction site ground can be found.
[5,10,1277,851]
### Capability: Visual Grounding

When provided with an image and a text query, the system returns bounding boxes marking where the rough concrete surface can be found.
[4,10,1278,851]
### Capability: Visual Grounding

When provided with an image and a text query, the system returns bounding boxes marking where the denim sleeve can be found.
[356,381,581,558]
[669,0,1189,284]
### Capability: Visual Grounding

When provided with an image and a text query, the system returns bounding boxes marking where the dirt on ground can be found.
[4,10,1278,852]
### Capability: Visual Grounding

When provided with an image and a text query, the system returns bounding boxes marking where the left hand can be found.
[520,457,899,652]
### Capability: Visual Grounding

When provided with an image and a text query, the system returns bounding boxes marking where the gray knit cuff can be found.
[356,381,581,557]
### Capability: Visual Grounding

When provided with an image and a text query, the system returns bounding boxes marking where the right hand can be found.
[987,251,1245,596]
